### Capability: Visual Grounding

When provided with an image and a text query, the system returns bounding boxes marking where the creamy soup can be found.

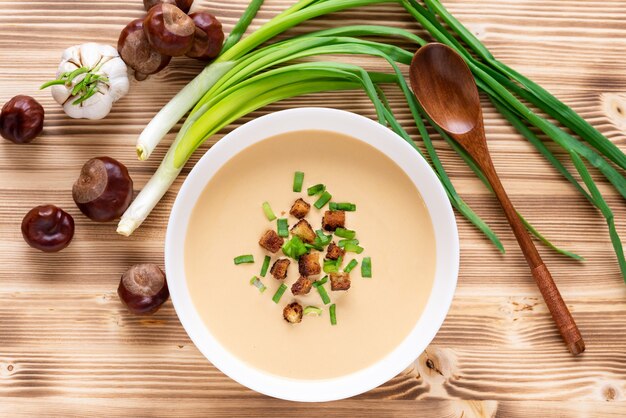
[185,130,436,380]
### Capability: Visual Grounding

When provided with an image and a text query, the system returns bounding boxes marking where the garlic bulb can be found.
[49,43,129,120]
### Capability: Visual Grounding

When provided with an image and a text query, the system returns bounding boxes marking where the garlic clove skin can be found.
[101,58,130,102]
[63,91,114,120]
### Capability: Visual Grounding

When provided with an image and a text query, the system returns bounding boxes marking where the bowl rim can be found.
[165,107,459,402]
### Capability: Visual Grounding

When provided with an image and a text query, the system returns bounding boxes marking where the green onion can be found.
[334,228,356,239]
[329,304,337,325]
[344,243,364,254]
[272,283,288,303]
[344,259,358,273]
[234,254,254,265]
[303,306,323,316]
[307,184,326,196]
[314,191,332,209]
[329,202,356,211]
[282,236,308,260]
[323,259,340,274]
[262,202,276,221]
[277,218,289,237]
[338,239,359,248]
[293,171,305,192]
[313,281,331,305]
[249,276,267,293]
[220,0,265,54]
[317,275,329,286]
[260,255,271,277]
[306,230,333,251]
[361,257,372,278]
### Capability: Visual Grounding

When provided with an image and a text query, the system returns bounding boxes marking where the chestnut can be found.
[0,95,45,144]
[21,205,75,252]
[144,0,193,14]
[118,264,169,315]
[72,157,133,222]
[186,12,224,60]
[118,18,172,81]
[143,4,196,57]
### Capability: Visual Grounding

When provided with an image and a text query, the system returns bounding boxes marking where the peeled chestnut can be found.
[144,3,196,57]
[73,157,133,222]
[21,205,75,252]
[186,12,224,60]
[144,0,193,13]
[0,95,45,144]
[118,264,169,315]
[118,18,172,81]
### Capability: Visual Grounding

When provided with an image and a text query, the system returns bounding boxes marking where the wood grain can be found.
[1,0,626,416]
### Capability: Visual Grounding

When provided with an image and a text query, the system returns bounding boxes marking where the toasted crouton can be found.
[330,272,351,291]
[326,242,345,260]
[283,302,303,324]
[291,276,313,296]
[270,258,290,280]
[259,230,284,253]
[289,198,310,219]
[322,210,345,231]
[290,219,316,244]
[298,252,321,277]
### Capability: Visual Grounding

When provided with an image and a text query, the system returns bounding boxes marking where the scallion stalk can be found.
[361,257,372,278]
[304,306,323,316]
[343,243,364,254]
[314,191,332,209]
[329,303,337,325]
[307,184,326,196]
[338,239,359,248]
[262,202,277,221]
[344,259,358,273]
[260,255,271,277]
[272,283,288,303]
[293,171,305,192]
[313,281,331,305]
[234,254,255,265]
[250,276,267,293]
[329,202,356,211]
[277,218,289,238]
[334,228,356,239]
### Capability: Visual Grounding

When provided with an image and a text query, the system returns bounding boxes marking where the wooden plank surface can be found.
[1,0,626,416]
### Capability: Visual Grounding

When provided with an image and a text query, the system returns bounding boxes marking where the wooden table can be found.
[1,0,625,416]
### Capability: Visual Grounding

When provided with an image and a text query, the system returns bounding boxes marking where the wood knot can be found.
[600,383,621,401]
[1,362,16,377]
[601,93,626,131]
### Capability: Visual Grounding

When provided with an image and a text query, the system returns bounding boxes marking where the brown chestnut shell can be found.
[118,18,172,80]
[186,12,224,60]
[72,157,133,222]
[21,205,75,252]
[0,95,45,144]
[144,0,193,14]
[144,4,195,57]
[118,264,169,315]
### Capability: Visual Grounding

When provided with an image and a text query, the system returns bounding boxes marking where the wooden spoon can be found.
[410,43,585,355]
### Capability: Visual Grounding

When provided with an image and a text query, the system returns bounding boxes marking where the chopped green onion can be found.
[313,281,331,305]
[338,239,359,248]
[314,191,332,209]
[272,283,288,304]
[334,228,356,239]
[317,275,328,286]
[277,218,289,237]
[293,171,305,192]
[329,202,356,211]
[234,254,254,265]
[260,255,271,277]
[344,243,364,254]
[282,236,308,260]
[344,259,358,273]
[362,257,372,278]
[306,229,333,251]
[262,202,276,221]
[307,184,326,196]
[323,259,340,274]
[303,306,323,316]
[329,304,337,325]
[249,276,267,293]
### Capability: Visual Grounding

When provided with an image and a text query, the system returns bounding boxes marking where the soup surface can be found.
[185,130,436,380]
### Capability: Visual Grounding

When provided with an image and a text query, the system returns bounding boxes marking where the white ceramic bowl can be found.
[165,108,459,402]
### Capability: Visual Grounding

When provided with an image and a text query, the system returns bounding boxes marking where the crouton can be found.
[322,210,345,231]
[290,219,316,244]
[298,252,321,277]
[289,198,310,219]
[330,272,351,291]
[291,276,313,296]
[326,242,345,260]
[259,230,284,253]
[270,258,290,280]
[283,302,303,324]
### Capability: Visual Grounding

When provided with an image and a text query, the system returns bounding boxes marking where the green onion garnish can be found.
[293,171,304,192]
[330,304,337,325]
[249,276,267,293]
[303,306,323,316]
[272,283,288,303]
[362,257,372,278]
[317,275,328,286]
[334,228,356,239]
[338,239,359,248]
[314,191,332,209]
[344,259,358,273]
[307,184,325,196]
[313,281,331,305]
[234,254,254,265]
[323,259,340,274]
[262,202,276,221]
[277,218,289,237]
[260,255,271,277]
[343,243,364,254]
[282,236,308,260]
[306,230,333,251]
[329,202,356,211]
